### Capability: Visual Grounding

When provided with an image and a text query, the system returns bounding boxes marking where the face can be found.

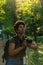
[17,24,25,34]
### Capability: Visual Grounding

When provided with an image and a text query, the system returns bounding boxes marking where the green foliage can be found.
[0,0,14,35]
[2,26,14,35]
[0,0,43,36]
[37,36,43,43]
[16,0,43,36]
[27,48,43,65]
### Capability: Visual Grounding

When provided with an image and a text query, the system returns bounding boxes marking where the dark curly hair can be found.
[14,20,25,32]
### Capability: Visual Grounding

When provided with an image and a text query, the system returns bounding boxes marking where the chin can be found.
[20,32,24,34]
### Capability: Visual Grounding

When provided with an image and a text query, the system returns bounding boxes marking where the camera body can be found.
[23,35,32,44]
[25,38,32,43]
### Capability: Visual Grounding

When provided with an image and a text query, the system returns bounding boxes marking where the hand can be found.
[22,40,27,47]
[30,41,38,50]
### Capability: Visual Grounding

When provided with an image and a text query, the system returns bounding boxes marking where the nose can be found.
[20,26,24,30]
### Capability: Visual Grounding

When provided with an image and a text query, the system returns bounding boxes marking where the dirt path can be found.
[0,38,5,65]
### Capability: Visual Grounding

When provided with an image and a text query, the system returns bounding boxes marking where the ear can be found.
[15,29,18,33]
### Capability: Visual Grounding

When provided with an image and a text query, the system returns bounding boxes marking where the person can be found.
[4,20,38,65]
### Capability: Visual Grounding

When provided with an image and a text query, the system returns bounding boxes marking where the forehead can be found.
[18,24,25,27]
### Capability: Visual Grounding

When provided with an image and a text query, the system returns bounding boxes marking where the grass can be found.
[26,42,43,65]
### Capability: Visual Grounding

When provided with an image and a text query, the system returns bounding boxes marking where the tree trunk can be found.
[7,0,18,22]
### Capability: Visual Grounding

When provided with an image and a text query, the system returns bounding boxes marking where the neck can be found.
[17,33,24,39]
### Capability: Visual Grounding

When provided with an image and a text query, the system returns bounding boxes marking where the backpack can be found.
[2,37,15,63]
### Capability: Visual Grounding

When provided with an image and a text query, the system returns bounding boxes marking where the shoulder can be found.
[5,36,18,46]
[6,36,16,44]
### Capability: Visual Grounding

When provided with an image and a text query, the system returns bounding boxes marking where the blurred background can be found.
[0,0,43,65]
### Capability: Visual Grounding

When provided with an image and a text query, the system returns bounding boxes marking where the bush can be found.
[37,36,43,43]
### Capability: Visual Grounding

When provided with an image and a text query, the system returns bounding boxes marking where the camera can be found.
[25,38,32,43]
[24,35,32,43]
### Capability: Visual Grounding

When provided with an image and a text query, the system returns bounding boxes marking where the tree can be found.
[16,0,43,36]
[0,0,17,36]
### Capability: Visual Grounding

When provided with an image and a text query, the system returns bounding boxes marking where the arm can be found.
[8,42,25,56]
[27,41,38,50]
